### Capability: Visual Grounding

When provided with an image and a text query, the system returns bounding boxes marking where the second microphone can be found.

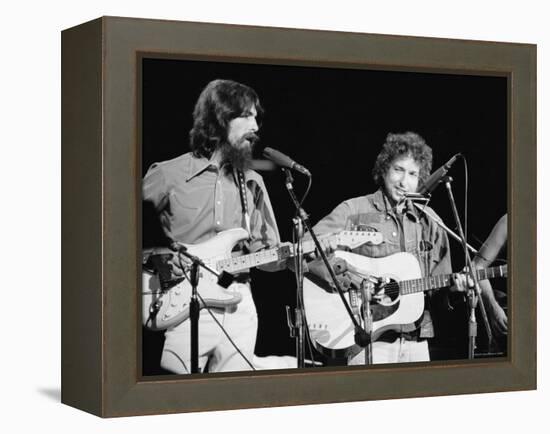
[262,147,312,177]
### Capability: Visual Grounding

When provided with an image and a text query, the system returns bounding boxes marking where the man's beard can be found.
[220,132,259,172]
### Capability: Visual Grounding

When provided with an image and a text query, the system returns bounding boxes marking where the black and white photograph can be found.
[140,57,508,376]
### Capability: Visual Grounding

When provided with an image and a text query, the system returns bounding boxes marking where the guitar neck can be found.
[214,234,337,274]
[399,265,508,295]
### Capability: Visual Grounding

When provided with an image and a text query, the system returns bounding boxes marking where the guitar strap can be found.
[235,169,252,238]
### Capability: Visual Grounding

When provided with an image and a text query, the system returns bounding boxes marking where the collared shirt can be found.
[143,152,281,253]
[311,188,452,338]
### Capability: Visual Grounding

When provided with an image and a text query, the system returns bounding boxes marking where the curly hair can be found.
[372,132,433,187]
[189,79,264,158]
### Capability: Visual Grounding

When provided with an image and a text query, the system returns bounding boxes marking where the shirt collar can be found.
[371,189,386,212]
[371,188,419,222]
[185,155,221,182]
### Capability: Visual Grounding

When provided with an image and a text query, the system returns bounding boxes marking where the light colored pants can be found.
[349,337,430,365]
[160,282,258,374]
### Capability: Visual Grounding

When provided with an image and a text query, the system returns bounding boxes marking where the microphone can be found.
[250,159,278,172]
[262,147,311,177]
[418,153,461,196]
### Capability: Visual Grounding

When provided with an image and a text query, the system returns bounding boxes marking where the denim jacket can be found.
[311,189,452,338]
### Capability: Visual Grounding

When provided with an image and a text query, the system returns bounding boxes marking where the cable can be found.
[461,155,469,270]
[197,291,256,371]
[299,175,313,207]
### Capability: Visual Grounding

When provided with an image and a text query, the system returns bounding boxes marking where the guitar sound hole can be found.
[371,278,400,321]
[375,278,399,305]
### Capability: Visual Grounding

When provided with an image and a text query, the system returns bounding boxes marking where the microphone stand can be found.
[282,169,306,367]
[360,280,373,366]
[293,216,306,368]
[174,247,235,373]
[441,176,493,359]
[281,169,369,367]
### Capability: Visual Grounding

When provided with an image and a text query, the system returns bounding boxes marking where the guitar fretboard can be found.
[216,244,293,273]
[399,265,507,295]
[215,231,381,274]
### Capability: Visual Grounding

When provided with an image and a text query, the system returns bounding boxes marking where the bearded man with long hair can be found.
[143,79,283,374]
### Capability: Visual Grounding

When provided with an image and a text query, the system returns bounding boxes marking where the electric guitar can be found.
[303,251,507,359]
[142,228,382,331]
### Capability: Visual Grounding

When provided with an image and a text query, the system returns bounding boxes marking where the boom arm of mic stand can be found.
[412,202,478,255]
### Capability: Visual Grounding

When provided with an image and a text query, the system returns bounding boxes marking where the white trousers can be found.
[160,282,258,374]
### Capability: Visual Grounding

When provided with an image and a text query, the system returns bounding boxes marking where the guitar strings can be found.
[367,265,507,299]
[358,279,401,299]
[372,281,435,298]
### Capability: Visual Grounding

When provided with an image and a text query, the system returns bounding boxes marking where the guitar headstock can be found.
[336,231,383,249]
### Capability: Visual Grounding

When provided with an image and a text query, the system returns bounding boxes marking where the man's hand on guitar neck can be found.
[287,233,338,273]
[314,235,339,259]
[450,271,473,293]
[450,266,508,336]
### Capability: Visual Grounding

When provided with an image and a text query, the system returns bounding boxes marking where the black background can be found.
[141,57,507,374]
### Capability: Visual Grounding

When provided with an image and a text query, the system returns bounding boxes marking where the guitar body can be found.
[142,228,248,331]
[142,227,383,331]
[303,251,424,359]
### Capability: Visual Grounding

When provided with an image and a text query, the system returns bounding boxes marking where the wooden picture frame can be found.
[61,16,536,417]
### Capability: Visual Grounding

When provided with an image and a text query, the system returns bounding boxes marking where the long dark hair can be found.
[372,132,433,187]
[189,79,264,158]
